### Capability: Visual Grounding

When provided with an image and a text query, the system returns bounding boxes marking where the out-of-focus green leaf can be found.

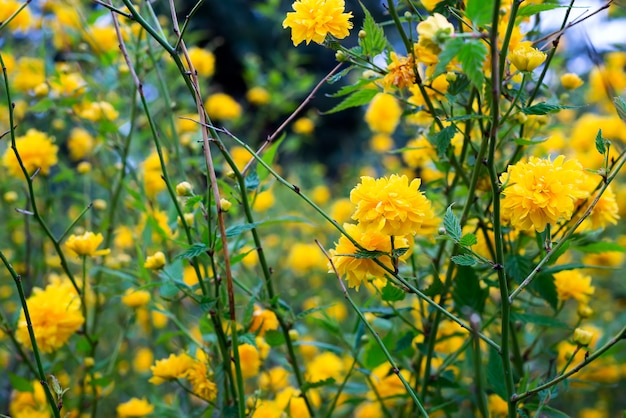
[323,89,379,114]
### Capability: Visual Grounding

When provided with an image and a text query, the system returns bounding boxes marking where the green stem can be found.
[498,0,522,82]
[0,0,31,32]
[499,73,526,127]
[0,251,61,418]
[471,314,488,418]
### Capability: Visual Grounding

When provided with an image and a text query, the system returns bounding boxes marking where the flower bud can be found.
[561,73,584,90]
[335,50,347,62]
[4,191,18,203]
[573,327,593,347]
[144,251,166,270]
[358,30,367,39]
[220,198,232,212]
[577,304,593,319]
[445,71,457,82]
[77,161,92,174]
[176,181,194,197]
[510,44,546,72]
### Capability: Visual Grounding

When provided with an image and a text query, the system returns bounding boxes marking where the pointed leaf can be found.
[381,282,406,302]
[359,2,387,57]
[323,89,379,114]
[613,96,626,122]
[444,205,462,242]
[522,102,579,115]
[595,129,606,154]
[458,39,488,89]
[466,0,494,25]
[460,233,478,247]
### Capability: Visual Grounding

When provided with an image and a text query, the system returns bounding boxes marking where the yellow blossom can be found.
[500,155,587,232]
[350,174,435,236]
[186,357,218,401]
[116,397,155,417]
[253,189,275,212]
[364,93,402,134]
[293,117,315,135]
[175,181,194,197]
[0,0,33,31]
[75,101,119,121]
[259,366,291,392]
[67,127,95,161]
[311,185,331,205]
[402,135,436,168]
[249,305,279,336]
[144,251,166,270]
[282,0,353,46]
[11,57,45,93]
[86,25,119,54]
[510,44,547,72]
[149,352,195,384]
[133,347,154,373]
[186,47,215,77]
[50,71,87,97]
[329,223,411,289]
[417,13,454,52]
[554,269,594,305]
[561,73,584,90]
[574,173,620,231]
[66,231,111,257]
[488,394,508,417]
[237,343,261,378]
[2,129,58,177]
[205,93,242,120]
[247,86,271,105]
[370,133,394,152]
[382,52,415,90]
[330,198,354,224]
[9,381,49,418]
[15,277,84,353]
[142,150,167,198]
[306,351,344,381]
[573,327,594,347]
[121,288,151,308]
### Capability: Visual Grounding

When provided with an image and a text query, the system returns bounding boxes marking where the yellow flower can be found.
[402,135,436,168]
[121,288,151,308]
[205,93,242,120]
[417,13,454,52]
[487,394,508,417]
[553,269,595,305]
[9,381,49,418]
[329,223,411,289]
[370,133,394,153]
[149,352,195,384]
[293,117,315,135]
[186,47,215,77]
[144,251,166,270]
[237,343,261,378]
[282,0,353,46]
[350,174,435,236]
[86,25,119,54]
[247,86,271,105]
[574,173,620,231]
[2,129,58,177]
[175,181,194,197]
[305,351,344,382]
[249,305,280,336]
[66,231,110,257]
[75,100,119,121]
[510,44,546,72]
[368,362,412,403]
[15,277,84,353]
[364,93,402,134]
[67,127,95,161]
[0,0,33,31]
[142,150,167,198]
[116,397,155,417]
[50,71,87,97]
[253,189,275,212]
[573,327,594,347]
[259,366,291,392]
[311,185,330,205]
[382,52,415,90]
[561,73,584,90]
[330,198,354,224]
[12,57,45,93]
[500,155,587,232]
[133,347,154,373]
[186,357,218,401]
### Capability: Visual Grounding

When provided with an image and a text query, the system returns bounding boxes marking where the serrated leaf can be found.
[431,125,456,157]
[359,2,387,57]
[451,254,478,266]
[458,40,488,89]
[444,205,462,242]
[434,37,465,77]
[329,78,376,98]
[521,102,579,115]
[392,247,409,258]
[381,282,406,302]
[354,249,387,259]
[9,373,33,392]
[614,96,626,122]
[573,241,626,254]
[595,129,606,154]
[487,348,507,400]
[301,377,336,392]
[511,312,570,329]
[446,114,489,122]
[323,89,379,114]
[184,195,203,211]
[517,3,567,18]
[466,0,494,25]
[460,233,478,247]
[177,242,208,260]
[452,265,487,312]
[264,330,286,347]
[447,73,471,96]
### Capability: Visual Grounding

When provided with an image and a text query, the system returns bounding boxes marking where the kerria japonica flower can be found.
[282,0,353,46]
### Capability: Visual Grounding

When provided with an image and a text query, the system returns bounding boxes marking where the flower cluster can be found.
[282,0,353,46]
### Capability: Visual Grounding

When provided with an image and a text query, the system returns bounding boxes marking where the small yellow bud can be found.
[84,357,95,368]
[358,30,367,39]
[577,304,593,319]
[573,327,594,347]
[33,83,49,97]
[515,112,528,124]
[176,181,194,197]
[177,213,195,227]
[288,329,299,341]
[561,73,584,90]
[144,251,166,270]
[77,161,92,174]
[404,11,412,19]
[445,71,457,82]
[220,198,232,212]
[93,199,107,210]
[335,50,347,62]
[4,191,18,203]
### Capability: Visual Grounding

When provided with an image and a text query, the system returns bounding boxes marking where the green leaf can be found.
[395,331,416,352]
[381,282,406,302]
[434,38,465,77]
[159,281,180,298]
[359,2,387,57]
[514,136,550,146]
[329,78,375,98]
[458,39,488,89]
[423,275,445,297]
[595,129,606,154]
[547,240,570,265]
[177,242,208,260]
[444,205,462,242]
[511,312,570,329]
[466,0,494,25]
[446,114,489,122]
[446,73,471,96]
[264,330,286,347]
[451,254,477,266]
[531,274,558,310]
[184,195,203,211]
[521,102,579,115]
[392,247,409,258]
[452,265,487,312]
[258,134,285,182]
[614,96,626,122]
[9,373,33,392]
[323,89,379,115]
[517,3,567,18]
[301,377,336,392]
[431,125,456,157]
[30,98,55,113]
[354,249,387,259]
[244,169,260,191]
[224,221,263,238]
[573,241,626,253]
[487,348,507,400]
[460,233,477,247]
[505,254,532,284]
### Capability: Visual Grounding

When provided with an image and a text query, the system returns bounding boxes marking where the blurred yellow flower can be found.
[142,150,167,198]
[282,0,353,46]
[487,394,508,417]
[573,327,594,347]
[50,71,87,97]
[12,57,45,93]
[402,135,435,168]
[237,343,261,378]
[67,127,95,161]
[288,242,326,274]
[133,347,154,373]
[253,189,275,212]
[370,133,394,153]
[15,276,84,353]
[121,288,151,308]
[306,351,344,381]
[205,93,242,120]
[0,0,33,31]
[351,174,435,236]
[330,198,354,224]
[149,352,195,385]
[561,72,584,90]
[365,93,402,134]
[259,366,290,392]
[66,231,110,257]
[249,305,279,336]
[2,129,58,177]
[500,155,587,232]
[247,86,271,105]
[75,100,119,121]
[293,117,315,135]
[554,269,595,305]
[144,251,166,270]
[186,46,215,77]
[417,13,454,52]
[510,44,546,72]
[116,397,154,418]
[9,381,49,418]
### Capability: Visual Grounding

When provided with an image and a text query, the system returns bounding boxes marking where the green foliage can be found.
[358,2,387,57]
[458,40,488,89]
[323,88,379,114]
